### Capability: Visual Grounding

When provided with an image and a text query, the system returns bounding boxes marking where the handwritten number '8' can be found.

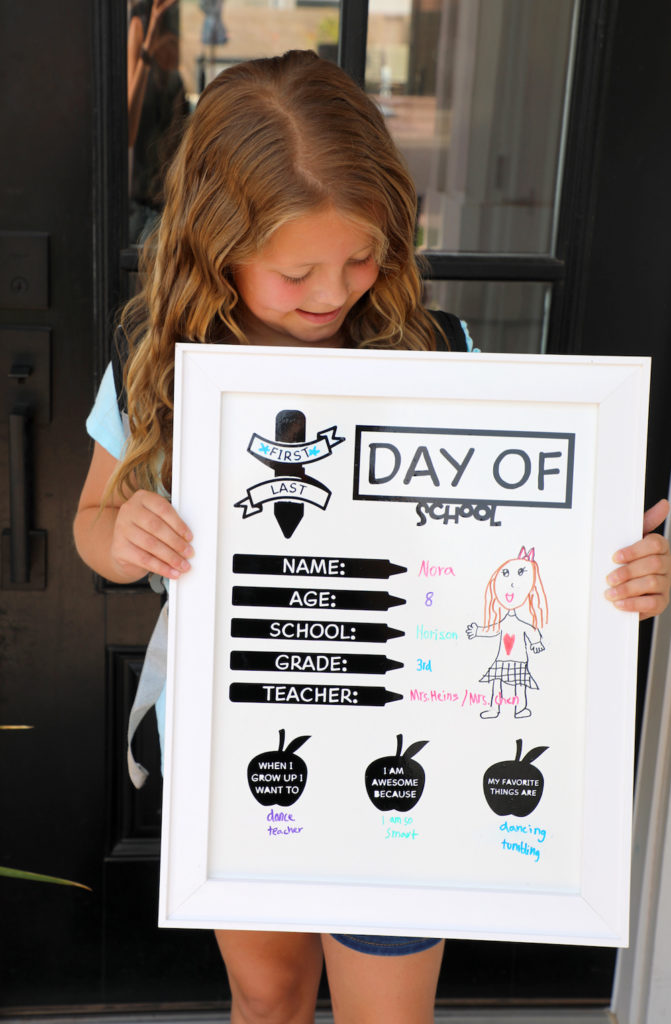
[425,592,433,607]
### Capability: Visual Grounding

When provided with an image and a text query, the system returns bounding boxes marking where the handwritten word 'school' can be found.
[416,501,501,528]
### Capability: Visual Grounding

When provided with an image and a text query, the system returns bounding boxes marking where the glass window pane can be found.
[424,280,551,353]
[366,0,578,255]
[127,0,341,243]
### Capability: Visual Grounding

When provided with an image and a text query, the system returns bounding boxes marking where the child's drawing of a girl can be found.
[466,546,548,719]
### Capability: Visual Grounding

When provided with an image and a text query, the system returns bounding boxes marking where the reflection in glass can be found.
[424,280,550,354]
[127,1,342,242]
[185,1,341,92]
[128,1,190,243]
[366,0,578,255]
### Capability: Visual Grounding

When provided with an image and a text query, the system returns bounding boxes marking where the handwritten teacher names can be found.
[409,687,520,708]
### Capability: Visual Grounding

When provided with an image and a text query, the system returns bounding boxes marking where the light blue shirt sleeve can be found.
[85,362,128,460]
[460,319,480,352]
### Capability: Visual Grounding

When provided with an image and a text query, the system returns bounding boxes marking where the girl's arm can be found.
[73,442,193,584]
[605,499,671,620]
[466,623,497,639]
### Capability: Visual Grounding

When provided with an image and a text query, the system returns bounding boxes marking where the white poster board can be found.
[159,345,650,946]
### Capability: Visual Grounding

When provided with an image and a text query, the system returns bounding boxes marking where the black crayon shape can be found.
[230,651,403,674]
[232,554,407,579]
[229,683,404,706]
[274,410,305,539]
[230,618,404,643]
[232,586,406,611]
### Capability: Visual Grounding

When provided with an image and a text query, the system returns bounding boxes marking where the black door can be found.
[2,0,670,1013]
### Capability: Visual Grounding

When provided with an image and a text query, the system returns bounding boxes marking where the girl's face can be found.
[493,559,534,610]
[233,207,380,347]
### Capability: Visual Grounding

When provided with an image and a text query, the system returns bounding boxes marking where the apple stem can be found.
[396,734,403,757]
[515,738,523,761]
[278,728,285,752]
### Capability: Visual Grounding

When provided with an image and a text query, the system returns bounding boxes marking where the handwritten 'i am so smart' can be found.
[353,427,575,512]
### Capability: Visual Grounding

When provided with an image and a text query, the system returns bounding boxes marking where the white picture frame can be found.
[159,344,650,947]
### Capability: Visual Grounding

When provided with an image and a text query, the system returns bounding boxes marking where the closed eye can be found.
[280,271,310,285]
[280,254,374,285]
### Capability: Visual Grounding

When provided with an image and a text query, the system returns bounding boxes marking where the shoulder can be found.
[426,310,472,352]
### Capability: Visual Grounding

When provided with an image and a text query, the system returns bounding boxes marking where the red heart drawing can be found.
[503,633,515,655]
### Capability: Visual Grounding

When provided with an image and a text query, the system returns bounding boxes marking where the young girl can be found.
[466,546,549,719]
[74,49,671,1024]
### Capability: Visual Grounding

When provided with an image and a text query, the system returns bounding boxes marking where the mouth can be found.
[296,307,343,325]
[505,592,515,603]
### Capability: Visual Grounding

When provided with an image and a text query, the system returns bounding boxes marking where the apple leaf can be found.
[285,735,310,755]
[522,745,549,765]
[403,740,429,760]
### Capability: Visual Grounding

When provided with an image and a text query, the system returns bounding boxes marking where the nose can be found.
[310,267,350,309]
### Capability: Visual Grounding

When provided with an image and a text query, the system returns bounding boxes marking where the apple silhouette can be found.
[247,728,310,807]
[365,734,428,810]
[483,738,548,817]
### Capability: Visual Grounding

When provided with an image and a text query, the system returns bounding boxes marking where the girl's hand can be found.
[605,499,671,620]
[111,489,194,581]
[145,0,179,54]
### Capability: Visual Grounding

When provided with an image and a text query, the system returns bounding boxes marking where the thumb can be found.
[643,498,670,536]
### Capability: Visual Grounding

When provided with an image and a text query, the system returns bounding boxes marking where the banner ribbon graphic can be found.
[247,426,344,466]
[234,477,332,519]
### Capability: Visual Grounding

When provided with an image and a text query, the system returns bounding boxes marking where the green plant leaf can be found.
[0,865,91,890]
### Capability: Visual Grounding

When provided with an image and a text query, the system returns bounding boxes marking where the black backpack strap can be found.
[111,325,129,416]
[427,309,468,352]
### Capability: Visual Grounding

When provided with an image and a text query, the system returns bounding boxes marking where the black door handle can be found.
[0,329,50,589]
[8,407,31,584]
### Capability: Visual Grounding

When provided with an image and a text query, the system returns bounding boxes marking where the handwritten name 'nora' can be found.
[354,428,575,508]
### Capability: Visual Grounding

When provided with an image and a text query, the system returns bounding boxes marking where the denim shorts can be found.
[330,933,442,956]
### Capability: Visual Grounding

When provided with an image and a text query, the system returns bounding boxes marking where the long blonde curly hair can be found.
[111,49,445,498]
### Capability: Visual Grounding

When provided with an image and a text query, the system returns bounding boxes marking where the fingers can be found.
[112,490,194,581]
[606,527,671,621]
[643,498,671,537]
